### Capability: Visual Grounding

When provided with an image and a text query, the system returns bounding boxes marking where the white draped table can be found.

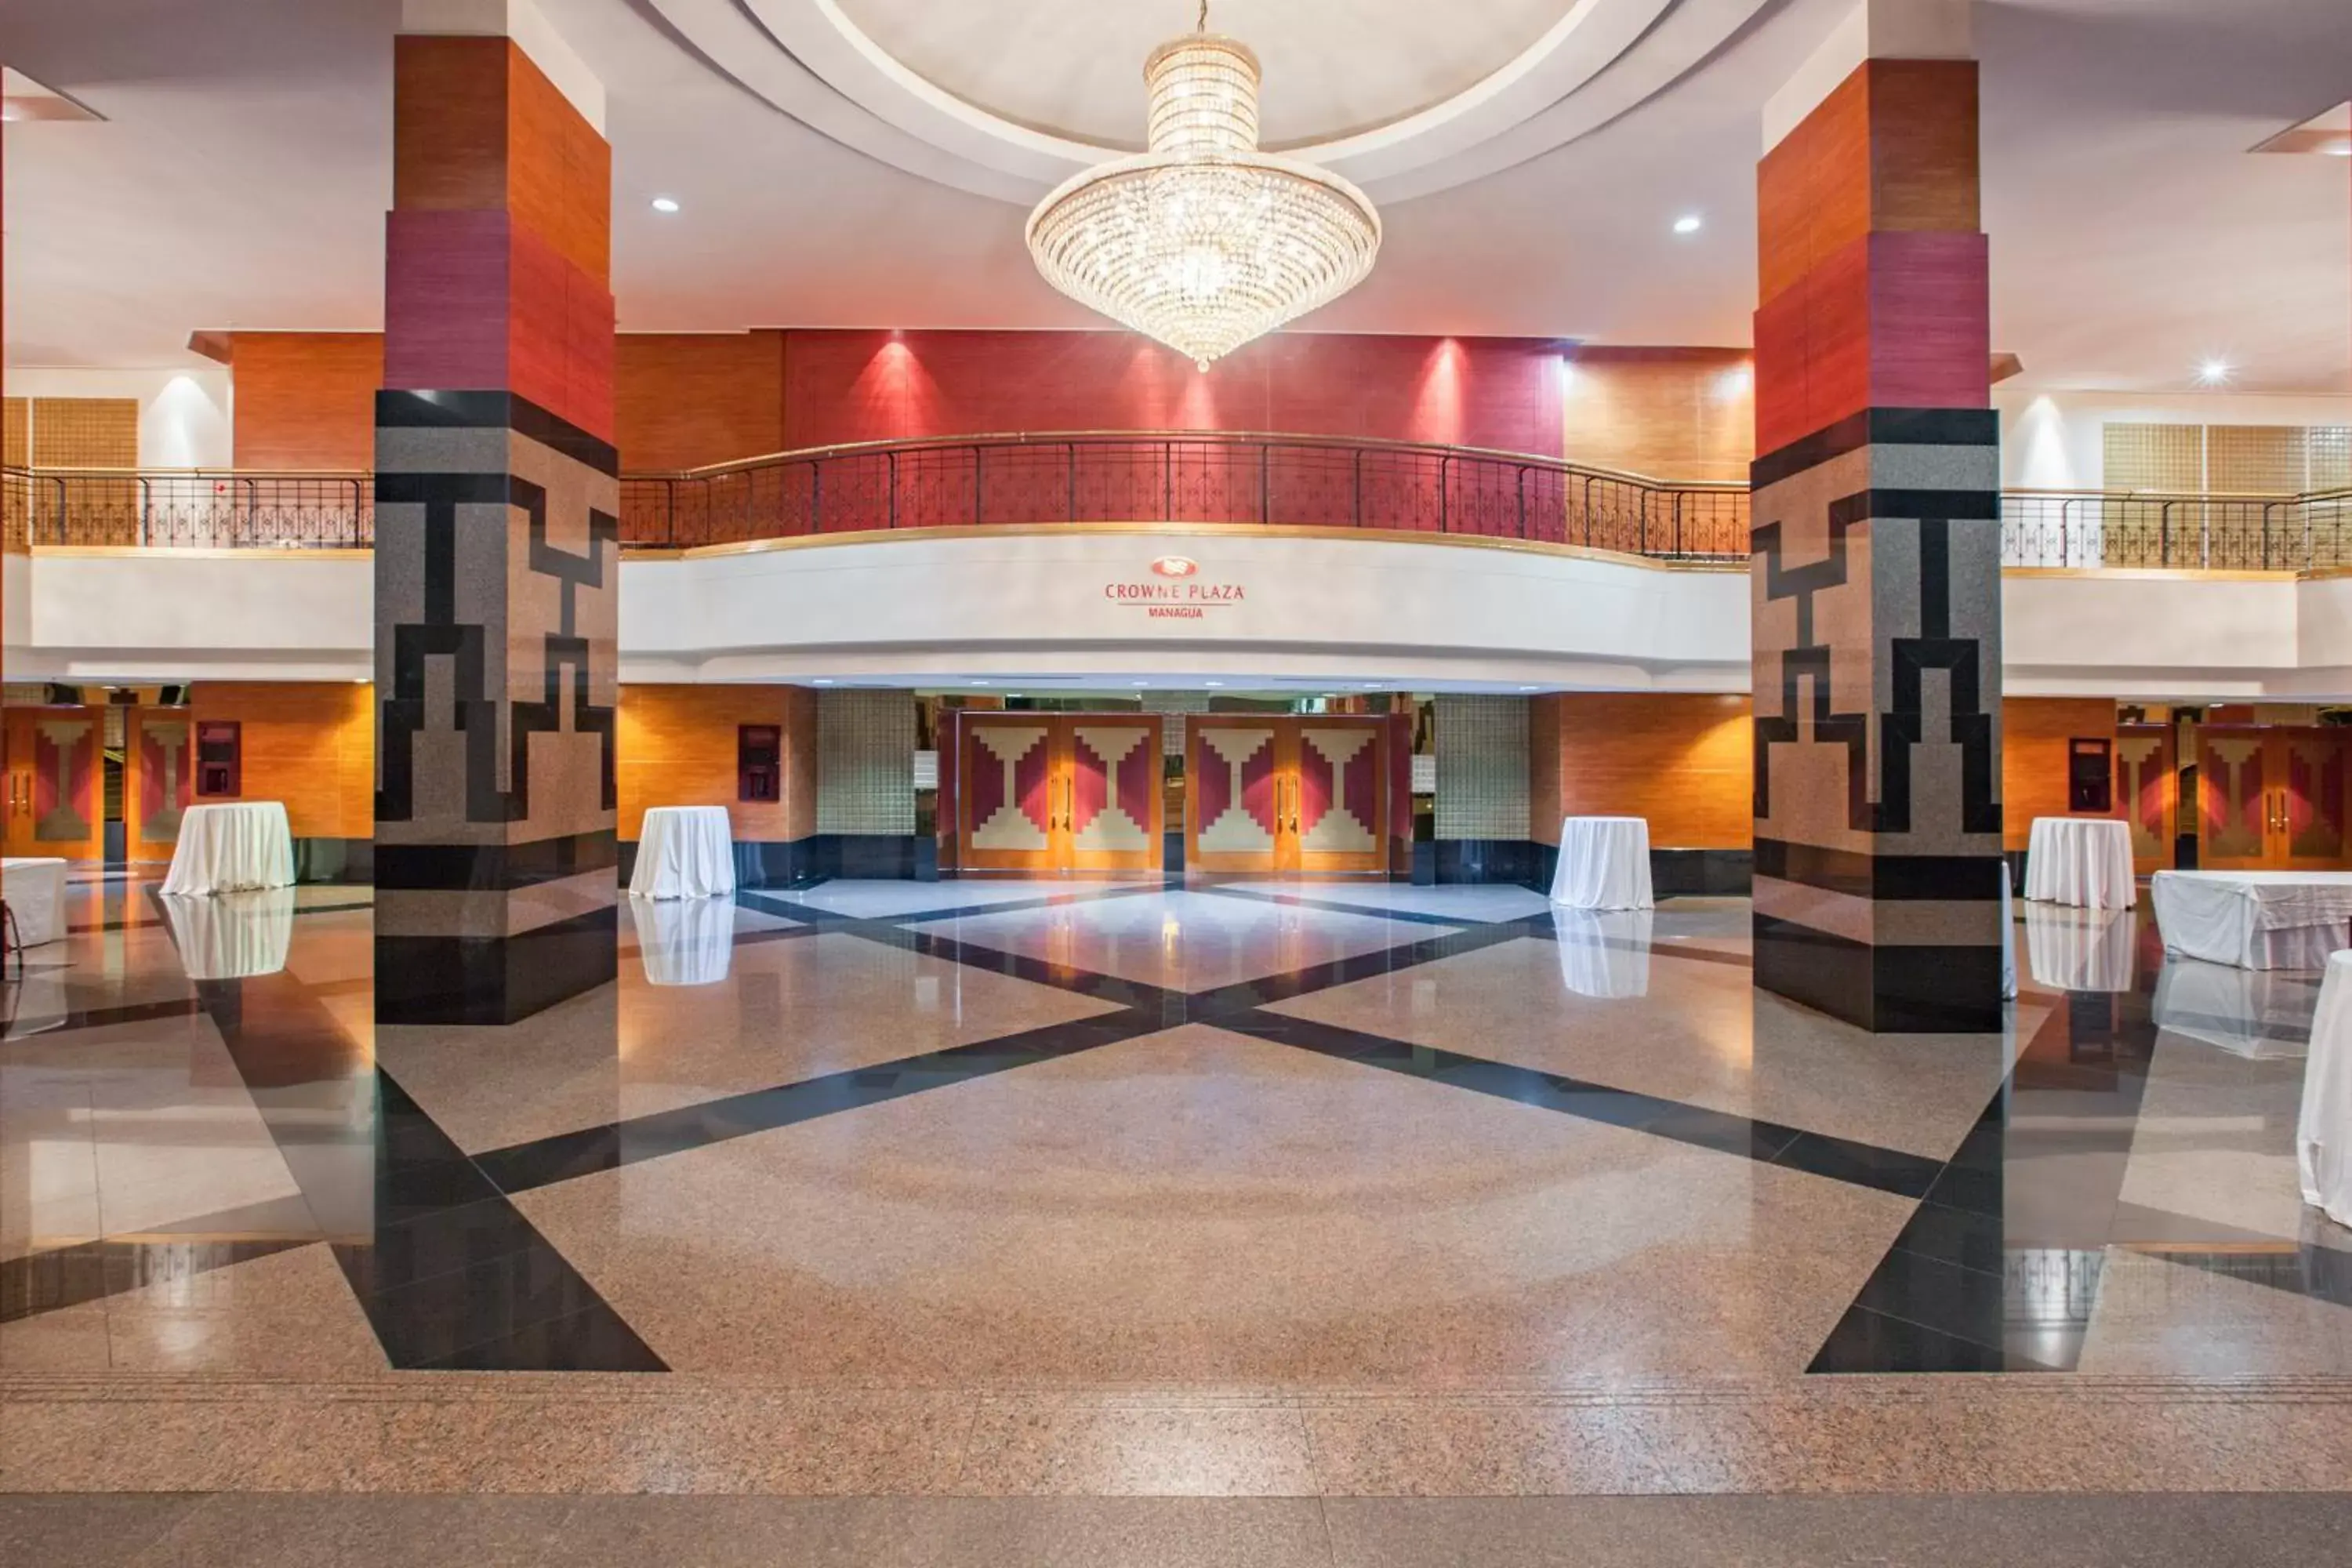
[2151,870,2352,971]
[2298,950,2352,1228]
[2,857,70,947]
[161,802,296,897]
[629,806,735,900]
[2024,816,2136,909]
[1548,817,1653,911]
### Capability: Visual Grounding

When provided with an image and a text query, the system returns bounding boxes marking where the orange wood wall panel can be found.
[504,40,610,286]
[1530,694,1754,848]
[230,333,385,470]
[187,682,375,840]
[615,333,787,470]
[1561,348,1754,481]
[392,35,511,215]
[2000,698,2118,850]
[615,684,818,842]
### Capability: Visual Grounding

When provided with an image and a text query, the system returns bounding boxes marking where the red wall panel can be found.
[782,330,1563,457]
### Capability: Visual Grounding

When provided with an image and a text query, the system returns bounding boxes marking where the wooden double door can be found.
[2199,725,2350,871]
[1185,715,1391,877]
[953,713,1165,876]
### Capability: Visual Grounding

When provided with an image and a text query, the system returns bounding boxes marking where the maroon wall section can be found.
[781,331,1565,456]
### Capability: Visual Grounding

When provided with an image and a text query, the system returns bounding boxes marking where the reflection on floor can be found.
[3,869,2350,1498]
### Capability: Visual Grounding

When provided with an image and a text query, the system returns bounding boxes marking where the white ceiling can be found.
[835,0,1576,148]
[2,0,2350,396]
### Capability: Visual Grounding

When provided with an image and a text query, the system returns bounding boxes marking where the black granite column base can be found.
[375,906,617,1025]
[1754,913,2005,1034]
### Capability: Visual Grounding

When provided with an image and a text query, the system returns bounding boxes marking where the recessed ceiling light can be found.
[971,679,991,685]
[1672,214,1703,235]
[2195,359,2234,386]
[1518,684,1542,691]
[811,678,835,685]
[650,196,681,213]
[1203,681,1224,688]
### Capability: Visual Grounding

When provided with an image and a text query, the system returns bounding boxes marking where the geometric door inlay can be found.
[1299,727,1376,853]
[971,724,1051,851]
[139,719,193,844]
[1072,724,1152,851]
[33,719,95,842]
[2285,734,2347,862]
[2200,736,2264,861]
[1196,728,1277,853]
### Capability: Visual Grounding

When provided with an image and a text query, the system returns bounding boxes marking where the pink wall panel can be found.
[383,209,513,392]
[782,331,1565,457]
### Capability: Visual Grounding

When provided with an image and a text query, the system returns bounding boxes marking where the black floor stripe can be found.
[1218,1011,1944,1199]
[470,1009,1164,1196]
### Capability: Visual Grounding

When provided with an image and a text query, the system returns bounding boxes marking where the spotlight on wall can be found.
[1672,214,1703,235]
[650,195,681,213]
[2195,358,2235,386]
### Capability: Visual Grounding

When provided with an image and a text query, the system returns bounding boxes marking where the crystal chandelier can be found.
[1025,3,1382,370]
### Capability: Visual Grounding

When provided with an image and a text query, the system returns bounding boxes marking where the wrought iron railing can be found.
[10,442,2352,572]
[2002,488,2352,572]
[2,466,372,550]
[614,432,1755,560]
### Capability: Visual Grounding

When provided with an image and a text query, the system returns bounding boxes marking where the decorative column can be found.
[1748,0,2004,1033]
[373,0,620,1023]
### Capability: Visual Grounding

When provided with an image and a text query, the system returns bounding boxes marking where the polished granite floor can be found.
[3,867,2350,1542]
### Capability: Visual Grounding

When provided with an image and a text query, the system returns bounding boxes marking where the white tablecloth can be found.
[630,806,735,900]
[2151,870,2352,970]
[2024,817,2136,909]
[161,802,296,897]
[2297,950,2352,1226]
[1552,908,1652,998]
[1549,817,1653,911]
[2,858,70,947]
[628,894,735,986]
[158,887,296,980]
[2022,902,2136,993]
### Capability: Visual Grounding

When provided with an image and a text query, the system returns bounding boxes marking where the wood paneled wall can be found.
[2000,697,2118,850]
[230,333,384,470]
[615,684,818,842]
[187,682,375,840]
[1561,348,1754,481]
[615,332,786,470]
[1530,694,1753,848]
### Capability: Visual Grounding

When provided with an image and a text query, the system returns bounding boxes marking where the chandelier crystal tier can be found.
[1025,5,1382,371]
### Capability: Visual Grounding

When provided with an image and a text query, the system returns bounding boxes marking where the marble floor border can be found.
[2,1374,2350,1497]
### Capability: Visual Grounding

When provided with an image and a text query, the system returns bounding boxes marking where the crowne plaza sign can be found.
[1102,556,1245,619]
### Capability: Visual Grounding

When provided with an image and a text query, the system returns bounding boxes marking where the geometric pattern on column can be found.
[1750,410,2006,1032]
[1749,9,2005,1033]
[373,390,621,1024]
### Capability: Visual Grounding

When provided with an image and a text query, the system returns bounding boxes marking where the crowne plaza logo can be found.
[1104,556,1244,619]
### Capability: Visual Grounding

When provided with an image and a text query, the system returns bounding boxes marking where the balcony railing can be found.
[2,467,372,551]
[1998,488,2352,572]
[9,438,2351,573]
[615,431,1755,561]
